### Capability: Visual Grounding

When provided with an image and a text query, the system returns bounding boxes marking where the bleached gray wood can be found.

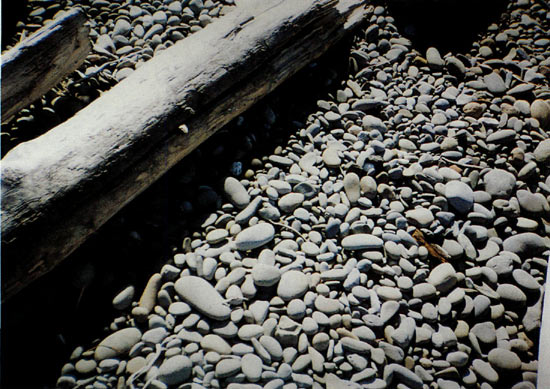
[1,8,90,122]
[1,0,370,300]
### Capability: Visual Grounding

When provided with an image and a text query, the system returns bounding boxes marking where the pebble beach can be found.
[2,0,550,388]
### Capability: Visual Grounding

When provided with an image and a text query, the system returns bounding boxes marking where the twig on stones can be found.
[439,156,485,170]
[270,221,306,241]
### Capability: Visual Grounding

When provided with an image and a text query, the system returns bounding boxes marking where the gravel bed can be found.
[4,0,550,388]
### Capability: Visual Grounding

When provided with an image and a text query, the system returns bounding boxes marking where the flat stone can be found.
[484,169,516,197]
[94,328,142,361]
[488,348,522,370]
[277,270,308,301]
[342,234,383,250]
[157,355,192,385]
[234,223,275,251]
[445,181,474,213]
[175,276,231,321]
[224,177,250,209]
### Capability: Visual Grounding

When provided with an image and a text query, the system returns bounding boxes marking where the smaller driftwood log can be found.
[1,8,91,122]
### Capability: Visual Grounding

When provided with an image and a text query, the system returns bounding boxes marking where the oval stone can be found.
[342,234,383,250]
[175,276,231,320]
[234,223,275,251]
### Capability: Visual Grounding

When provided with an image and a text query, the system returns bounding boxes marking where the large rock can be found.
[94,328,142,361]
[503,233,546,256]
[175,276,231,320]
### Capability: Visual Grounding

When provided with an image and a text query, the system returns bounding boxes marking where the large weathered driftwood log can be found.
[1,8,90,123]
[1,0,370,300]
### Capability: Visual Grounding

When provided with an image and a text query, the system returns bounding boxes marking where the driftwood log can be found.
[1,0,370,300]
[1,8,90,123]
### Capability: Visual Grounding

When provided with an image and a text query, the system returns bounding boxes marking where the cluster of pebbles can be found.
[48,0,550,388]
[1,0,234,154]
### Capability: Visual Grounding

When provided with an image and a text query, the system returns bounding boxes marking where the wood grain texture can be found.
[1,0,370,300]
[1,8,91,122]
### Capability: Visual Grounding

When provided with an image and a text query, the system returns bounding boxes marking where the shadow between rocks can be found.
[0,36,355,389]
[384,0,511,54]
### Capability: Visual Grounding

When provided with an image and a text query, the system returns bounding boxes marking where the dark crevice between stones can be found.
[384,0,511,54]
[0,36,354,389]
